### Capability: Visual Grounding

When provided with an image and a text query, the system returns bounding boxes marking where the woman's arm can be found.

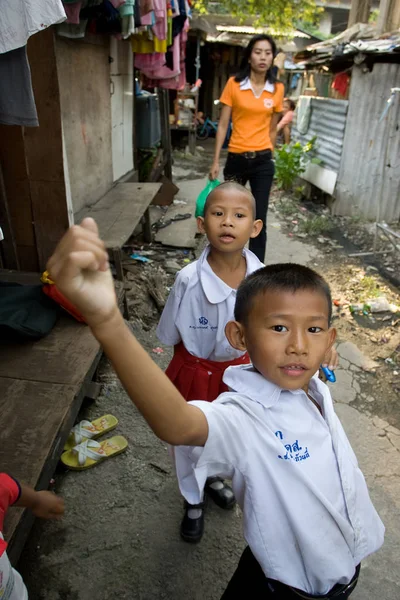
[270,112,280,149]
[210,104,232,180]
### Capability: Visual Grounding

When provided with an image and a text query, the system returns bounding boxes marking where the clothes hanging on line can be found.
[332,72,350,97]
[0,0,66,54]
[0,46,38,127]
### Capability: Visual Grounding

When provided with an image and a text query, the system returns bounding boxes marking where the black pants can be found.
[221,547,360,600]
[224,151,274,262]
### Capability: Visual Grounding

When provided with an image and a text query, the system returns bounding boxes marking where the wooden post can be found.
[24,28,70,270]
[377,0,400,33]
[158,88,173,180]
[348,0,372,27]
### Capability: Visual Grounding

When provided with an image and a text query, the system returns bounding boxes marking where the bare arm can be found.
[47,220,209,448]
[93,313,209,446]
[15,482,65,519]
[210,104,232,180]
[270,112,281,149]
[283,124,291,145]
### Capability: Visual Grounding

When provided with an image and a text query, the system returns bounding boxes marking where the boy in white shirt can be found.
[47,220,383,599]
[157,181,264,542]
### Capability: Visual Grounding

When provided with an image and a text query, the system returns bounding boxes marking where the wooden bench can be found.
[75,183,162,313]
[0,270,123,564]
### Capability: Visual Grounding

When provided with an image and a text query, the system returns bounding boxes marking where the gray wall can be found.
[292,97,348,172]
[334,63,400,222]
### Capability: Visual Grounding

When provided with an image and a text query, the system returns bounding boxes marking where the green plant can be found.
[299,215,333,236]
[274,138,316,191]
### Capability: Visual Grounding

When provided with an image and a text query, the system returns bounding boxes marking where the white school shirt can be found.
[174,365,385,595]
[0,536,28,600]
[156,246,264,361]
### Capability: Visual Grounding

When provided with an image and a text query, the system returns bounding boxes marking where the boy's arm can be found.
[47,220,209,447]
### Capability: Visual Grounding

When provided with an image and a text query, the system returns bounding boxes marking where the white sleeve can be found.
[156,273,187,346]
[173,400,244,505]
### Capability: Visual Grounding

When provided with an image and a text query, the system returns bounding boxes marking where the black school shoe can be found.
[180,501,205,544]
[205,477,236,510]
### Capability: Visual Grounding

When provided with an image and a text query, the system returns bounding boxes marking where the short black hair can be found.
[203,181,256,218]
[234,263,332,325]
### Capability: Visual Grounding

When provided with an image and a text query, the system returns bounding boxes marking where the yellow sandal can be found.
[64,415,118,451]
[61,436,128,470]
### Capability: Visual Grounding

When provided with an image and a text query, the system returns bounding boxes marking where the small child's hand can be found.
[31,491,65,520]
[322,347,339,371]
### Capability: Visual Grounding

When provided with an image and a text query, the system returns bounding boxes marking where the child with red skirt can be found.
[157,181,264,542]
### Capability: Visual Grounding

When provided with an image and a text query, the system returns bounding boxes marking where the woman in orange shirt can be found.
[210,35,284,261]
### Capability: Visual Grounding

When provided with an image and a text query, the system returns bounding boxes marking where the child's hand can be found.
[31,491,65,520]
[47,218,118,329]
[322,346,339,371]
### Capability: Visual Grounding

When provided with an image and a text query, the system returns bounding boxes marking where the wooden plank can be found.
[75,182,161,248]
[0,270,41,285]
[155,180,198,248]
[0,375,102,565]
[0,380,79,535]
[0,315,101,385]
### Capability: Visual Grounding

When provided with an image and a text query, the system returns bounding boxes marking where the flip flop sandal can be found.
[63,415,118,451]
[61,436,128,470]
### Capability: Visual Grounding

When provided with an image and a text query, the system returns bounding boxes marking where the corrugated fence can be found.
[334,63,400,222]
[292,97,348,173]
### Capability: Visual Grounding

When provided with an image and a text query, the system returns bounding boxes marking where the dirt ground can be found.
[18,141,400,600]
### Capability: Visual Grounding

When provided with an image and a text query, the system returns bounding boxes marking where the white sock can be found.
[187,508,203,519]
[209,480,224,491]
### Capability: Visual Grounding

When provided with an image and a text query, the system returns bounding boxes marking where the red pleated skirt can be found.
[166,342,250,402]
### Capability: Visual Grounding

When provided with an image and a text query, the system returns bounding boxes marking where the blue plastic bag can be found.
[195,179,220,218]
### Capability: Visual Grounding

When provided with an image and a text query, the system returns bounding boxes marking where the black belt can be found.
[229,149,272,159]
[268,564,360,600]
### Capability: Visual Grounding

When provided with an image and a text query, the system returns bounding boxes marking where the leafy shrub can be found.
[274,138,317,191]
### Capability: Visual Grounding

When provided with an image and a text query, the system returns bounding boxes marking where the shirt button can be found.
[208,371,212,376]
[196,359,199,363]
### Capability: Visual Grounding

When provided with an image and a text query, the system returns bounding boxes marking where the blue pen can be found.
[321,366,336,383]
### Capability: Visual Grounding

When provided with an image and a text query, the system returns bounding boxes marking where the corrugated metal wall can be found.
[334,63,400,222]
[292,97,348,172]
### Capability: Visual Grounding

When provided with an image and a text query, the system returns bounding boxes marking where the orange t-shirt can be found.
[220,77,284,153]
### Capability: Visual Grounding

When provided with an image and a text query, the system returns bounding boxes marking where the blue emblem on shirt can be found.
[199,316,208,325]
[275,431,310,462]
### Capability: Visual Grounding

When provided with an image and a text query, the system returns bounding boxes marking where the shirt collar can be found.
[240,77,275,94]
[197,245,264,305]
[223,363,328,410]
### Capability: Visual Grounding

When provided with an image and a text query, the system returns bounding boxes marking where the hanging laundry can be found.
[140,0,155,23]
[134,53,166,70]
[57,0,103,37]
[131,31,167,53]
[63,2,82,25]
[332,72,350,97]
[152,0,168,41]
[0,0,66,54]
[0,46,39,126]
[172,0,186,38]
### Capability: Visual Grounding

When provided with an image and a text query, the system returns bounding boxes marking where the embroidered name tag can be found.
[275,430,310,462]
